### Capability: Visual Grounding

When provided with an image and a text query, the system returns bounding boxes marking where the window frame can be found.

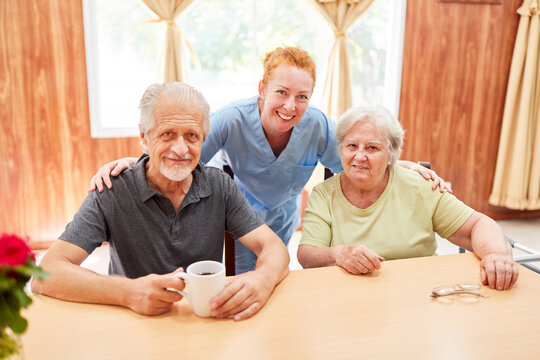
[82,0,140,138]
[383,0,407,117]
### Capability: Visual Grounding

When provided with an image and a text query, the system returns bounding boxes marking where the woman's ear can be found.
[258,80,265,99]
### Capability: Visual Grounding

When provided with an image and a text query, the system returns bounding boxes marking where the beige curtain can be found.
[306,0,374,121]
[142,0,196,82]
[489,0,540,210]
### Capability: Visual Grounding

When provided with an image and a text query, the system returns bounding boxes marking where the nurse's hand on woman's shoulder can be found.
[396,160,453,194]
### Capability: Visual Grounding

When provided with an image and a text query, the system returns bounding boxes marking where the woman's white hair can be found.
[138,82,211,137]
[335,105,405,167]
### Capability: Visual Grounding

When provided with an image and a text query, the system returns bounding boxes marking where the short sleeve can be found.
[432,192,474,239]
[299,185,333,248]
[201,108,232,163]
[59,192,108,255]
[317,113,343,174]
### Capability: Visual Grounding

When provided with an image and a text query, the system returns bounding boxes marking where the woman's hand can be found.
[480,253,519,291]
[449,212,518,291]
[397,160,453,193]
[333,244,385,275]
[88,157,138,192]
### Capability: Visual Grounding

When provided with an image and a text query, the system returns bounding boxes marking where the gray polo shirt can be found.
[60,157,263,278]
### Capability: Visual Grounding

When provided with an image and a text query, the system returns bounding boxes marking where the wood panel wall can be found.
[399,0,540,219]
[0,0,141,246]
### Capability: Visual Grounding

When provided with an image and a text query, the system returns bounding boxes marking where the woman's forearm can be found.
[470,215,512,259]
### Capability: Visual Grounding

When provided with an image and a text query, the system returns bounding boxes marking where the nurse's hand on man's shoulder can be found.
[88,157,138,192]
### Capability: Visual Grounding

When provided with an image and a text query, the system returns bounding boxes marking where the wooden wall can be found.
[399,0,540,219]
[0,0,141,246]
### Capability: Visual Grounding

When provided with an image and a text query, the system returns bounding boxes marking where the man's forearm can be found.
[254,239,289,286]
[32,259,130,307]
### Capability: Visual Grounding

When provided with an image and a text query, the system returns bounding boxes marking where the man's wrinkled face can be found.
[142,98,205,182]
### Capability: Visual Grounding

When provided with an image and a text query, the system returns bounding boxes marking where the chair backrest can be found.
[324,167,333,180]
[223,165,236,276]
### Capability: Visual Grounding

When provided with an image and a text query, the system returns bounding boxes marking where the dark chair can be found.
[223,165,236,276]
[324,167,334,180]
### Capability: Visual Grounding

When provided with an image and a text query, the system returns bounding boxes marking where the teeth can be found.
[278,112,293,120]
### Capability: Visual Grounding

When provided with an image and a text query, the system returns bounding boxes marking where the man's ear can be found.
[139,126,148,152]
[258,80,265,99]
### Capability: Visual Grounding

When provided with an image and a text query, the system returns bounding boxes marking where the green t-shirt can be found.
[300,167,474,260]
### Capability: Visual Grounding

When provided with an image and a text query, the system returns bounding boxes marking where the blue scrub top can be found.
[201,96,343,242]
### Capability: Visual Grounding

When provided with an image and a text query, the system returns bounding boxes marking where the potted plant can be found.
[0,233,48,359]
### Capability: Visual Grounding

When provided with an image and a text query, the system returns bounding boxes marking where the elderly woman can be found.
[297,105,518,291]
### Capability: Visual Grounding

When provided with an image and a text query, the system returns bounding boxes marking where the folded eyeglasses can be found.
[431,283,488,298]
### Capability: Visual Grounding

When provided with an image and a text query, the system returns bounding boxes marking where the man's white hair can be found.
[138,82,211,137]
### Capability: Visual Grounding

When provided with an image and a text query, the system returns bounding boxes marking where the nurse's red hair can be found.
[261,46,316,90]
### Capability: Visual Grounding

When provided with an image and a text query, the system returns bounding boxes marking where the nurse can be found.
[90,46,449,274]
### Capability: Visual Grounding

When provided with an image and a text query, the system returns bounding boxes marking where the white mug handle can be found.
[174,272,190,300]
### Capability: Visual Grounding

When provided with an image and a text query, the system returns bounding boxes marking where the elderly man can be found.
[32,82,289,320]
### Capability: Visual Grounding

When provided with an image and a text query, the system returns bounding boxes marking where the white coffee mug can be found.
[174,260,225,317]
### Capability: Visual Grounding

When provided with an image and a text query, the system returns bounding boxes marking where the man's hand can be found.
[88,157,138,192]
[480,253,519,291]
[333,244,385,275]
[209,271,275,321]
[123,270,186,316]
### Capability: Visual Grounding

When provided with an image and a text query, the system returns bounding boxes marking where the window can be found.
[83,0,406,137]
[83,0,163,137]
[348,0,406,116]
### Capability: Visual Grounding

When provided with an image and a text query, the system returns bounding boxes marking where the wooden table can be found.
[21,253,540,359]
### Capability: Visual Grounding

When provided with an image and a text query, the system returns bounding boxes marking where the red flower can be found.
[0,233,32,267]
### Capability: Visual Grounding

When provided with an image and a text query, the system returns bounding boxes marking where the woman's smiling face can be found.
[258,64,314,136]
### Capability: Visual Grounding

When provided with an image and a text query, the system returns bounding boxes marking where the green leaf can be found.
[14,262,49,280]
[0,328,21,358]
[13,287,32,308]
[33,267,50,281]
[0,298,9,328]
[0,276,16,291]
[13,266,36,278]
[7,313,27,334]
[1,292,28,333]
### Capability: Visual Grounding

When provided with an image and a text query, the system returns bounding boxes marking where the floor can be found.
[35,218,540,274]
